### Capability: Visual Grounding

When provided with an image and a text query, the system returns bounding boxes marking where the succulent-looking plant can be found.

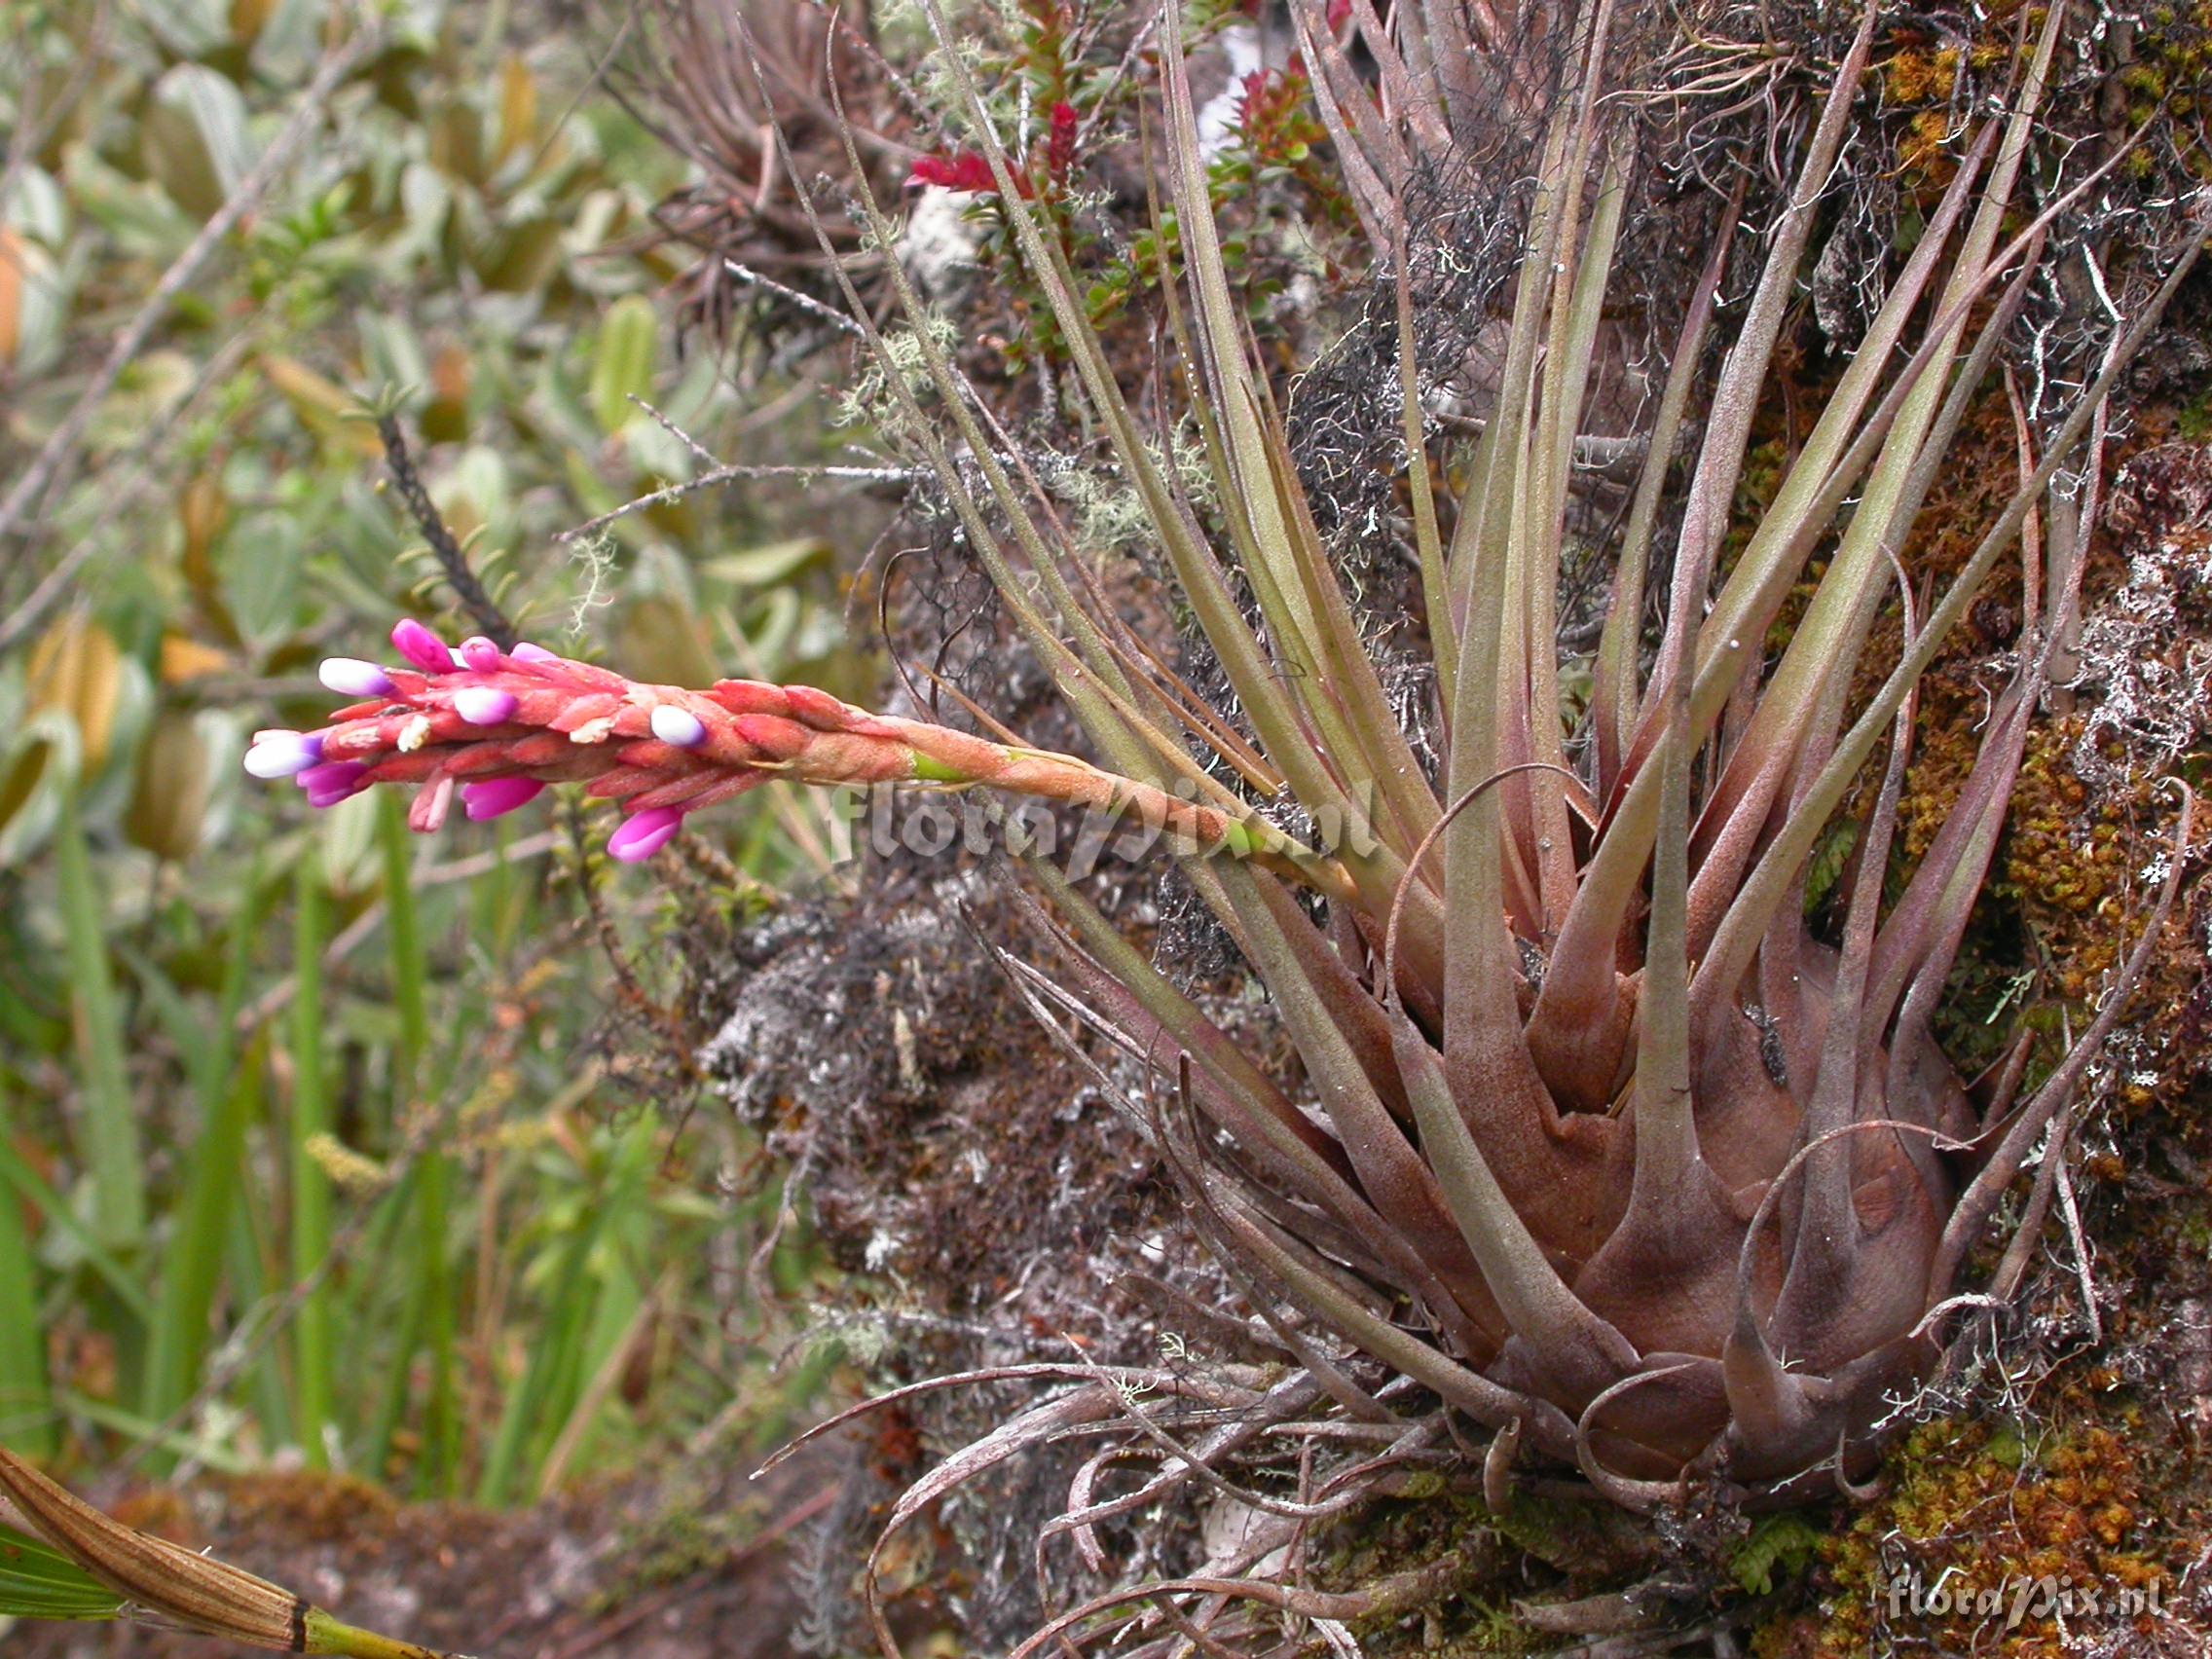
[260,0,2205,1528]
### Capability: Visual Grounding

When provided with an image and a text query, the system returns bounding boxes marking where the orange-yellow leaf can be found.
[26,616,124,772]
[0,228,21,366]
[158,634,231,683]
[495,55,537,166]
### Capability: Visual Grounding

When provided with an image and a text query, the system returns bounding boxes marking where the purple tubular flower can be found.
[607,807,683,863]
[453,686,520,725]
[511,642,559,663]
[243,730,324,779]
[296,759,366,793]
[297,759,371,808]
[320,657,396,699]
[461,778,545,821]
[649,704,708,748]
[390,619,455,675]
[459,637,504,672]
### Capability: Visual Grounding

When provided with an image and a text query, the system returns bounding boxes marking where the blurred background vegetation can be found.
[0,0,874,1510]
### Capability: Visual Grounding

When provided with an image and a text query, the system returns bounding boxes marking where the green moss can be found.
[1731,1514,1824,1596]
[1809,1412,2170,1651]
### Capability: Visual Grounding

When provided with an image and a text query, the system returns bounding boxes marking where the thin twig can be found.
[0,329,258,652]
[628,394,721,467]
[0,3,107,227]
[554,461,924,543]
[723,258,867,337]
[377,414,517,647]
[0,22,382,558]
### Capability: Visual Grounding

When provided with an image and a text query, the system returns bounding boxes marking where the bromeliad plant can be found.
[257,0,2204,1528]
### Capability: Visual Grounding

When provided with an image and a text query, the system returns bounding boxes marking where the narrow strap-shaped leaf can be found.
[1692,229,2205,1015]
[1558,114,2096,1002]
[1252,404,1441,855]
[1679,12,2064,944]
[1211,1195,1576,1461]
[1772,674,1917,1332]
[1523,129,1629,927]
[1391,1000,1641,1402]
[1157,18,1437,858]
[903,0,1378,857]
[1392,211,1456,713]
[1285,0,1410,244]
[0,1520,122,1621]
[1207,861,1512,1347]
[1634,0,1880,731]
[1440,90,1569,1063]
[1592,176,1741,798]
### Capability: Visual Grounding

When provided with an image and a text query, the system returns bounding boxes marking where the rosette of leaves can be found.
[782,0,2207,1539]
[613,0,915,345]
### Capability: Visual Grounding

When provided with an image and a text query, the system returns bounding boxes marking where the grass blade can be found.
[290,857,334,1470]
[0,1122,153,1327]
[53,790,143,1250]
[0,1081,55,1458]
[369,794,458,1493]
[140,866,267,1445]
[0,1522,122,1622]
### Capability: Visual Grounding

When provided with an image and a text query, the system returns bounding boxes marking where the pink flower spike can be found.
[454,686,520,725]
[320,658,395,698]
[511,642,559,663]
[244,730,324,779]
[461,777,546,821]
[649,704,708,748]
[607,806,683,863]
[390,619,455,674]
[460,636,504,672]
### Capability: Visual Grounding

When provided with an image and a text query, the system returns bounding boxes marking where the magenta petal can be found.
[453,686,519,725]
[607,807,683,863]
[461,778,546,821]
[460,636,504,672]
[390,619,455,674]
[511,642,559,663]
[307,780,368,809]
[296,759,369,793]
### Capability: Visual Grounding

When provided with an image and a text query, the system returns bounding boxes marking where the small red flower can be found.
[1047,100,1079,183]
[905,150,1031,198]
